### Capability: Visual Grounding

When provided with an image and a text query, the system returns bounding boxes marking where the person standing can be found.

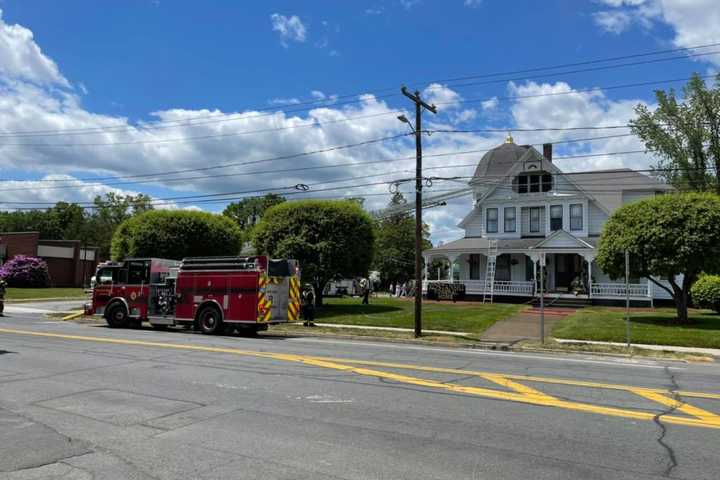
[359,277,370,305]
[0,279,6,317]
[301,284,315,326]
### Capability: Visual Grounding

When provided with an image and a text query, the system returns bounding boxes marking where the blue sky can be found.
[0,0,719,242]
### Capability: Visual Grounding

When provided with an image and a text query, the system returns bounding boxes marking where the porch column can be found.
[529,252,540,296]
[422,255,429,280]
[446,254,458,282]
[582,253,596,298]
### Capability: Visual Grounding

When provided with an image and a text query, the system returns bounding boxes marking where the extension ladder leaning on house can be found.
[482,239,498,303]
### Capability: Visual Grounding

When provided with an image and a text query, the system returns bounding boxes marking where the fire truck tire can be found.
[105,303,129,328]
[197,305,223,335]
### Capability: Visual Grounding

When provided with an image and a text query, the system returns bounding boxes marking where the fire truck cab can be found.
[87,256,302,334]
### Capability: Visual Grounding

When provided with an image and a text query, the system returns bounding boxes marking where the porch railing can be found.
[590,282,649,297]
[424,280,534,296]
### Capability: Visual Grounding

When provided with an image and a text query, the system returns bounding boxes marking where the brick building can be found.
[0,232,99,287]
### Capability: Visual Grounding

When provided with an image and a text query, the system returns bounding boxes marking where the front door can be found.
[554,254,580,291]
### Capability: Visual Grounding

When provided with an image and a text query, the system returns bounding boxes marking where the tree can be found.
[372,192,431,288]
[631,73,720,193]
[222,194,285,231]
[597,192,720,323]
[86,193,154,258]
[252,199,375,306]
[111,210,243,260]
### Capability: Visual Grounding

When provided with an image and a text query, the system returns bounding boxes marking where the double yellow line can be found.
[2,327,719,429]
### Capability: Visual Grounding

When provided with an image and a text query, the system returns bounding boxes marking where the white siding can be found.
[520,206,546,236]
[464,208,484,237]
[588,202,607,235]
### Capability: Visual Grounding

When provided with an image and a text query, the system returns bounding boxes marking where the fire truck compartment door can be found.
[265,277,289,322]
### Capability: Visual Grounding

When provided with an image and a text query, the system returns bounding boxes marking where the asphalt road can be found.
[1,303,720,479]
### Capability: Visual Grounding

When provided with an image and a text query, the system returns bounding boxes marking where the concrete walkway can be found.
[480,307,576,343]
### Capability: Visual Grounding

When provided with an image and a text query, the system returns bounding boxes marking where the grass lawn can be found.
[5,287,87,300]
[552,307,720,349]
[313,295,523,335]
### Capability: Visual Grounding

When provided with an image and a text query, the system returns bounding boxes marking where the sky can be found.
[0,0,719,244]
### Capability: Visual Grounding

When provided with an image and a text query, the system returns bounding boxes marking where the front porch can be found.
[423,250,653,302]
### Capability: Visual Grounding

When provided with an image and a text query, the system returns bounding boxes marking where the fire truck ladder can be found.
[482,239,499,304]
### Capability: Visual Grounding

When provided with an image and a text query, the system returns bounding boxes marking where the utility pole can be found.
[625,250,631,349]
[400,86,437,338]
[539,253,545,344]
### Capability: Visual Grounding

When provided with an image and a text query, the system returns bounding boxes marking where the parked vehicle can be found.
[85,256,301,334]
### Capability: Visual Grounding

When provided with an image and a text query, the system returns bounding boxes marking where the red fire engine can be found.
[86,256,302,334]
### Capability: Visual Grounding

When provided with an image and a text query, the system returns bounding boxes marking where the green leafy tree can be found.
[111,210,243,260]
[597,192,720,323]
[222,194,286,232]
[252,199,375,306]
[372,193,431,288]
[86,193,154,258]
[631,73,720,193]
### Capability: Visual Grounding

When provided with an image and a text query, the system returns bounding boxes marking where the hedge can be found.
[691,275,720,313]
[111,210,243,260]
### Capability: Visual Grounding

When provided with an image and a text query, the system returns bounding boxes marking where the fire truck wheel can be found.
[197,306,223,335]
[105,303,129,328]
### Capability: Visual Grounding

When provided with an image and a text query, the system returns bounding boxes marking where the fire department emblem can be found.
[130,291,137,301]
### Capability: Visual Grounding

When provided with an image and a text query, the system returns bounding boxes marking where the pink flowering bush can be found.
[0,255,51,287]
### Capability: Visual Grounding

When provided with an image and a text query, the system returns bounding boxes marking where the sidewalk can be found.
[314,323,471,337]
[479,307,575,343]
[556,339,720,357]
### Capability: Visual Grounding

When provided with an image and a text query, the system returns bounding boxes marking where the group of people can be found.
[389,280,413,298]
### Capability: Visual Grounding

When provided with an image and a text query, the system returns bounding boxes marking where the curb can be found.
[6,297,88,304]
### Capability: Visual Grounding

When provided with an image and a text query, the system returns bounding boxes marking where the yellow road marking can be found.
[61,311,85,321]
[1,327,719,429]
[297,356,720,400]
[630,389,720,426]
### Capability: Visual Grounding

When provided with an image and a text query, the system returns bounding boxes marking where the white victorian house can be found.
[423,135,674,303]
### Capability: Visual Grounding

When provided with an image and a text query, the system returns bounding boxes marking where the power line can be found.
[0,72,711,146]
[3,151,704,208]
[0,132,639,192]
[0,42,717,138]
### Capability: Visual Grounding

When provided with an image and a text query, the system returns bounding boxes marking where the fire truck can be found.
[86,256,302,334]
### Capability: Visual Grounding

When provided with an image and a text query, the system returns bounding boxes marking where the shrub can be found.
[691,275,720,313]
[0,255,51,287]
[110,210,243,260]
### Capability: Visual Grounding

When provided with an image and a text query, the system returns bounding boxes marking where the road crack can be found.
[653,366,680,477]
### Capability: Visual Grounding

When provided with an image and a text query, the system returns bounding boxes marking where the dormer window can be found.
[514,173,552,193]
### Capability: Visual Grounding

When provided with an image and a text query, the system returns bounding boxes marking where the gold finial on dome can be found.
[505,132,514,143]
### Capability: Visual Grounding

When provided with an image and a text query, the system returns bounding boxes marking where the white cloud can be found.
[464,0,482,8]
[365,7,384,15]
[400,0,421,10]
[269,97,301,105]
[481,96,498,111]
[422,83,461,109]
[0,175,142,210]
[270,13,307,47]
[508,80,657,171]
[593,10,633,33]
[593,0,720,65]
[0,9,69,87]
